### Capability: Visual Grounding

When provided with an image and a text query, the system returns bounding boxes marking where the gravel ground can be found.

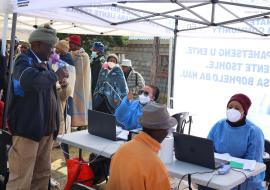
[50,144,191,190]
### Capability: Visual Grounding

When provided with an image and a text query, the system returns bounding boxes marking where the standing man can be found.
[90,42,105,96]
[7,24,68,190]
[107,102,177,190]
[121,59,145,98]
[69,35,91,129]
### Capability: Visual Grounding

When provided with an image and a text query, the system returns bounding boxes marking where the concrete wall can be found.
[109,39,170,104]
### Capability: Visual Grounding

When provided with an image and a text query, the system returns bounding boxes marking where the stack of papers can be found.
[116,126,129,140]
[214,153,256,171]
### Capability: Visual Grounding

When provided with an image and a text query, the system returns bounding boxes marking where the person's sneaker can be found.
[50,178,60,189]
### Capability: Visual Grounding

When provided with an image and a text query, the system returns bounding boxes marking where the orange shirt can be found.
[107,132,171,190]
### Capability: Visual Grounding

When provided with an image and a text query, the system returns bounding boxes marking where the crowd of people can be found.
[0,24,154,189]
[0,24,266,190]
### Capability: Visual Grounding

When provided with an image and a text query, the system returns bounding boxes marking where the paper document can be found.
[116,127,129,140]
[214,153,256,171]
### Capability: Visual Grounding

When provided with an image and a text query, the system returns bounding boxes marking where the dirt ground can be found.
[50,144,191,190]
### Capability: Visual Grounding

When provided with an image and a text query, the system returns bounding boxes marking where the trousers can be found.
[6,135,53,190]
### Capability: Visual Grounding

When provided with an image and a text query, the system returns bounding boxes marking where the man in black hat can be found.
[107,102,177,190]
[6,24,68,190]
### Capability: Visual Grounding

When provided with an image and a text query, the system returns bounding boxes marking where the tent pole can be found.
[1,13,17,139]
[1,13,8,56]
[169,17,178,109]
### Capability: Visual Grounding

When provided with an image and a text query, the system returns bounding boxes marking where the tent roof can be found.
[1,0,270,37]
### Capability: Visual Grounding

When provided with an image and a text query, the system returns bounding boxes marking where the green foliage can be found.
[57,33,128,55]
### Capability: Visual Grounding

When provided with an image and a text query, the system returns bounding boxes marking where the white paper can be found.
[214,153,256,171]
[116,129,129,141]
[214,153,231,161]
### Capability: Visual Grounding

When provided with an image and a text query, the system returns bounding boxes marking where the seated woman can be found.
[199,93,265,190]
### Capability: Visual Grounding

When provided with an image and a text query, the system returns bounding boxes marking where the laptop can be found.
[173,132,228,169]
[88,110,128,141]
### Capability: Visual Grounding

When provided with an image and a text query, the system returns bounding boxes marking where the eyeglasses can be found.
[138,90,149,96]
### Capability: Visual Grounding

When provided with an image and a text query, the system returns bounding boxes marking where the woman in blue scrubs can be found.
[199,93,265,190]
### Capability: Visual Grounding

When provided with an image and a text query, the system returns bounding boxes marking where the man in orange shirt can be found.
[107,102,177,190]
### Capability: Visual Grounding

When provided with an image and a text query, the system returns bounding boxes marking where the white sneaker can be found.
[50,178,60,189]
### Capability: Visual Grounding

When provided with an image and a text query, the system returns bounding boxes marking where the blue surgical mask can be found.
[91,51,97,59]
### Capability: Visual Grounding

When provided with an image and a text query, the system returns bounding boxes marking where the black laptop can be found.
[88,110,121,141]
[173,132,228,169]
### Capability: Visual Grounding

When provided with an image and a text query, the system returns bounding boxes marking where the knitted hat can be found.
[92,42,104,53]
[227,93,252,115]
[121,59,132,67]
[56,40,69,53]
[107,54,118,63]
[28,24,58,46]
[69,35,81,46]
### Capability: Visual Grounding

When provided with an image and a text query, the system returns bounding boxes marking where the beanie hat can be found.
[56,40,69,53]
[92,42,104,53]
[227,93,251,115]
[121,59,132,67]
[69,35,81,46]
[28,24,58,46]
[107,54,118,63]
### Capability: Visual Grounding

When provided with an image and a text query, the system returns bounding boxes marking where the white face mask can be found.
[226,108,242,122]
[139,94,151,105]
[108,62,116,69]
[91,51,97,59]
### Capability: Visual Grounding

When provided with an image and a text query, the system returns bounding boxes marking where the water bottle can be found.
[58,60,66,69]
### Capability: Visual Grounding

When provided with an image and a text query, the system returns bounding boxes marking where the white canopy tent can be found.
[2,0,270,137]
[2,0,270,37]
[1,0,270,105]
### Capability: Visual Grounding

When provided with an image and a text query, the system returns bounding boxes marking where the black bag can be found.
[88,153,111,185]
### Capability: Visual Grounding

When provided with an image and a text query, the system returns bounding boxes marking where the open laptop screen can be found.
[173,132,218,169]
[88,110,117,141]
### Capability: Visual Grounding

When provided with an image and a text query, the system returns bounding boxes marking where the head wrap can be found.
[69,35,81,46]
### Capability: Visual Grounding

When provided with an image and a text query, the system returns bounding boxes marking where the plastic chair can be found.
[264,139,270,189]
[172,112,192,135]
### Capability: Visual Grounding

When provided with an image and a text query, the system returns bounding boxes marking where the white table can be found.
[57,130,124,158]
[166,159,266,190]
[57,130,266,189]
